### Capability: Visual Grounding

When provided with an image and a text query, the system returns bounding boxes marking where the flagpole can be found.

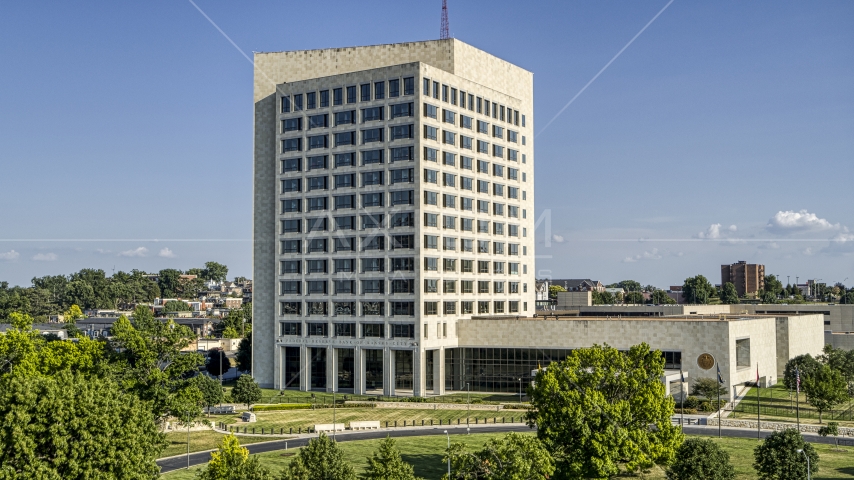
[679,368,685,431]
[717,363,723,439]
[756,362,762,439]
[796,366,801,432]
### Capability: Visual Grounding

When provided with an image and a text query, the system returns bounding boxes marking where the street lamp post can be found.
[186,410,191,470]
[518,378,523,403]
[333,391,336,441]
[444,430,450,478]
[797,449,811,480]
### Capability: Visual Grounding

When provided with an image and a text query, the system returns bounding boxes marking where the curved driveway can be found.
[157,423,848,474]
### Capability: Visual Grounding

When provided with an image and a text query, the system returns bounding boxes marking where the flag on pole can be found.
[680,369,685,383]
[717,364,724,384]
[756,364,760,387]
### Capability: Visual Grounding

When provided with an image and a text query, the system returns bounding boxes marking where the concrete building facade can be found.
[253,39,536,395]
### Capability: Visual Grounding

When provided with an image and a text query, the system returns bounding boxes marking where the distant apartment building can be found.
[721,261,765,297]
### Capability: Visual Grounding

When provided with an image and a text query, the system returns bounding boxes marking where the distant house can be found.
[548,279,605,293]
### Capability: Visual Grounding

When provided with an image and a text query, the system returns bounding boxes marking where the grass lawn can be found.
[220,407,526,433]
[730,385,854,426]
[159,430,282,459]
[162,433,854,479]
[219,379,526,406]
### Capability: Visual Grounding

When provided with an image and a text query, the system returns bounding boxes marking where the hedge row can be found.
[252,403,312,412]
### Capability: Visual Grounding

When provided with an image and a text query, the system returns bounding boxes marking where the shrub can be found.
[667,437,735,480]
[683,396,700,409]
[754,429,819,480]
[252,403,311,412]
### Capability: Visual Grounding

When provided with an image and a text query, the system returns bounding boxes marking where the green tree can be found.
[62,304,85,323]
[526,343,682,479]
[0,372,164,479]
[217,309,249,338]
[666,437,735,480]
[548,285,566,299]
[164,300,192,312]
[818,345,854,394]
[683,275,713,304]
[721,283,740,304]
[650,290,676,304]
[108,305,205,422]
[818,422,840,451]
[803,364,848,423]
[193,374,225,415]
[232,374,262,409]
[764,275,784,298]
[364,436,422,480]
[443,432,554,480]
[613,280,642,292]
[281,433,356,480]
[592,290,615,305]
[753,429,819,480]
[691,377,727,399]
[624,291,644,304]
[202,262,229,283]
[207,348,230,377]
[0,314,106,378]
[236,337,252,373]
[783,354,821,391]
[157,269,183,298]
[197,434,272,480]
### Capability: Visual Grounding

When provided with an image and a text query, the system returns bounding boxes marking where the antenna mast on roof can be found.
[440,0,450,39]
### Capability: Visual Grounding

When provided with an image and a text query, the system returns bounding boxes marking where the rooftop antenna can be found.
[440,0,450,40]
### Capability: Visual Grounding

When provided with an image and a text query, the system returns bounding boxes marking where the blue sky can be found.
[1,1,852,288]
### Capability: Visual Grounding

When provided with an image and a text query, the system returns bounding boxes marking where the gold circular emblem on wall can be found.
[697,353,715,370]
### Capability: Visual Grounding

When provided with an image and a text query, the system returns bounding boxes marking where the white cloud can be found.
[118,247,148,257]
[696,224,722,239]
[551,234,565,243]
[832,232,854,244]
[158,248,177,258]
[802,247,814,256]
[0,250,20,261]
[766,210,841,233]
[96,248,112,254]
[757,242,781,250]
[32,253,58,261]
[622,248,663,263]
[728,225,737,232]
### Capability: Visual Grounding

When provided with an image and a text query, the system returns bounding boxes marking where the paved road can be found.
[157,423,853,474]
[157,424,532,473]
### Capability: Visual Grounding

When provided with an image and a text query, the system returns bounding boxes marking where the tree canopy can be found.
[108,305,205,422]
[720,283,740,304]
[444,432,554,480]
[526,343,682,478]
[364,436,422,480]
[753,429,819,480]
[802,363,848,423]
[666,437,735,480]
[197,434,272,480]
[0,372,164,479]
[683,275,714,304]
[282,433,356,480]
[231,374,262,409]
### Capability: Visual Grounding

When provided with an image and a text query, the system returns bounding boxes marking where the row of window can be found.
[281,278,527,295]
[421,77,526,128]
[280,320,415,338]
[281,156,527,185]
[281,78,415,113]
[280,215,525,237]
[277,256,527,276]
[279,233,526,255]
[281,104,415,133]
[279,299,526,318]
[282,178,524,202]
[423,104,524,145]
